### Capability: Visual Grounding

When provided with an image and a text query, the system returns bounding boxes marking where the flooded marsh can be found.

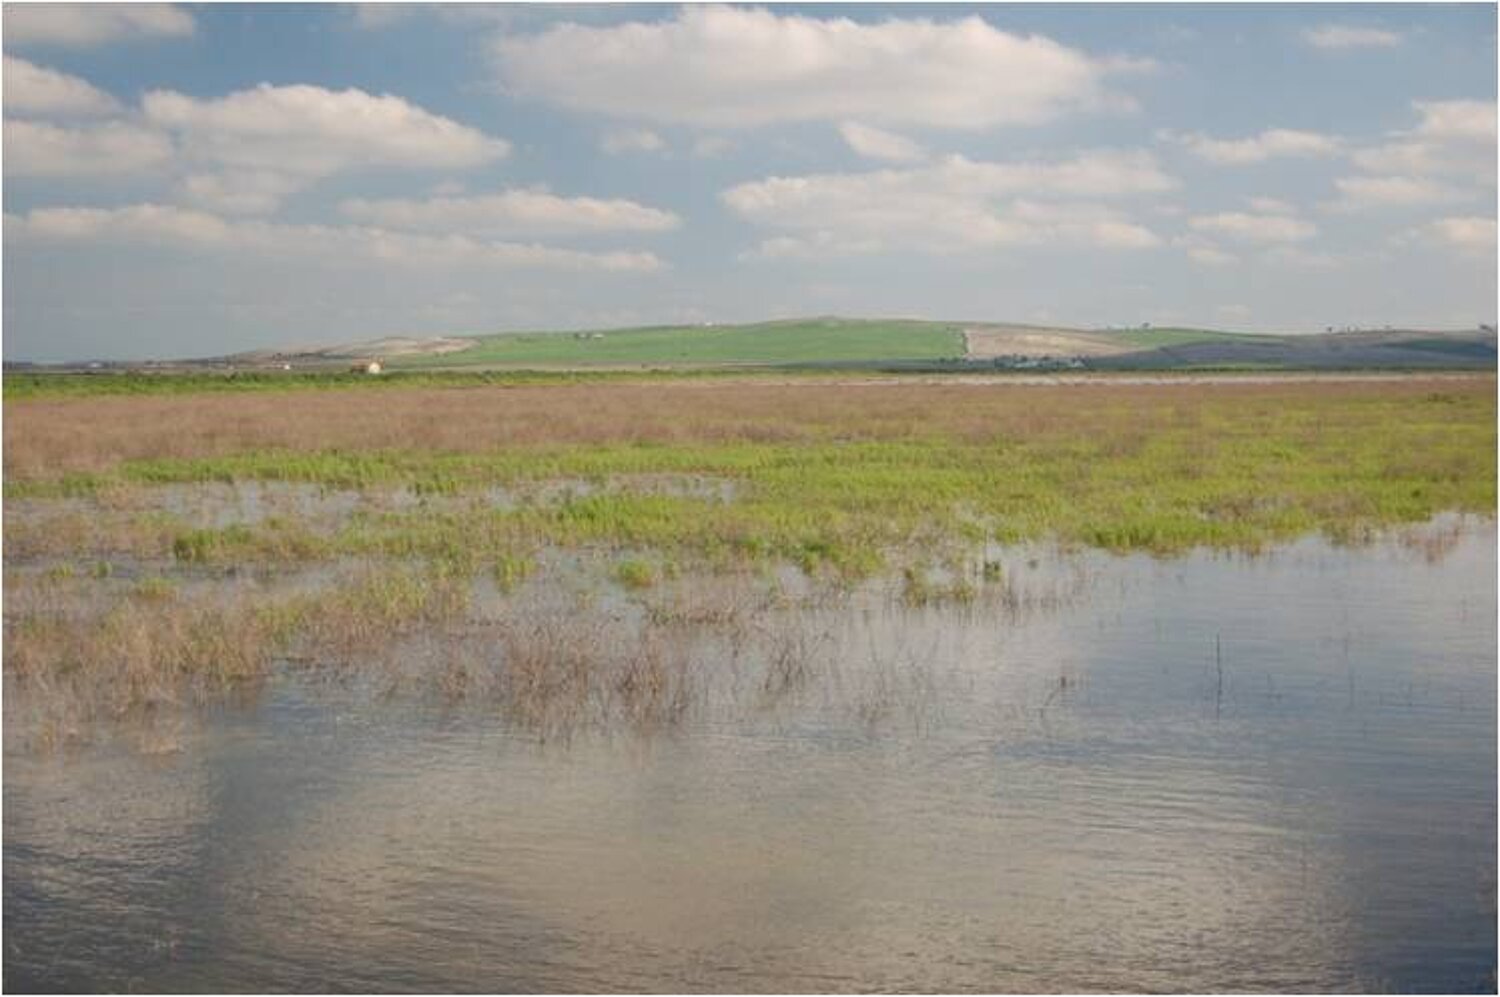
[3,376,1495,991]
[5,519,1494,991]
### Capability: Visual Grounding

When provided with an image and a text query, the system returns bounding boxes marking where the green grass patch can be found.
[393,318,966,368]
[9,383,1493,570]
[2,366,883,400]
[614,558,659,590]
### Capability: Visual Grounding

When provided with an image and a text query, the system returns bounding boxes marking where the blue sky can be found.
[3,3,1495,361]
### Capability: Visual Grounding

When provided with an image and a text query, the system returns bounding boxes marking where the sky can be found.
[2,2,1496,362]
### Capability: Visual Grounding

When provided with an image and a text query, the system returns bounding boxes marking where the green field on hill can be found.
[393,318,966,367]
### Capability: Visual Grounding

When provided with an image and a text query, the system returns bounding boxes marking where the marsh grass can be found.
[4,563,470,745]
[6,549,1036,749]
[7,380,1491,567]
[5,376,1494,748]
[487,608,696,741]
[614,557,659,590]
[492,552,535,593]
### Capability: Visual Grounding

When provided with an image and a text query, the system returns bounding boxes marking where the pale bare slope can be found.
[314,336,478,359]
[962,324,1135,359]
[231,336,478,363]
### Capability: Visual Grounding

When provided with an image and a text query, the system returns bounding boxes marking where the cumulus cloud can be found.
[351,4,416,30]
[725,150,1171,256]
[491,6,1151,129]
[1166,128,1341,165]
[1187,244,1237,267]
[144,83,507,174]
[1324,175,1467,212]
[1302,25,1401,50]
[600,127,666,155]
[178,171,310,216]
[1188,211,1316,243]
[5,203,666,272]
[1412,99,1497,144]
[1423,216,1497,254]
[1350,143,1445,176]
[6,80,514,213]
[1173,234,1238,267]
[135,82,510,211]
[337,189,681,237]
[3,4,194,48]
[838,122,927,163]
[3,118,172,177]
[2,56,120,115]
[1350,99,1496,186]
[738,231,884,261]
[1008,199,1163,247]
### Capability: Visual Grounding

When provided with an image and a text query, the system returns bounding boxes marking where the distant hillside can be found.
[378,319,1493,371]
[158,318,1499,374]
[389,318,967,367]
[961,324,1268,359]
[1086,328,1496,370]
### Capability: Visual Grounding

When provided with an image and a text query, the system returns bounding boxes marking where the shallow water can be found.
[5,523,1495,992]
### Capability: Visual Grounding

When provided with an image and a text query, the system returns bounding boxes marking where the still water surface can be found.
[5,523,1495,992]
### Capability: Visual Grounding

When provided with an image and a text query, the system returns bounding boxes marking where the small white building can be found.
[350,359,382,375]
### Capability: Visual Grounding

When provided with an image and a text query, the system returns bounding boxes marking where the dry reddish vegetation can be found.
[5,375,1490,479]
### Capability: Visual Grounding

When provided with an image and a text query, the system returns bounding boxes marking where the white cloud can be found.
[491,6,1151,129]
[144,83,507,174]
[136,82,510,212]
[1174,235,1238,267]
[1188,211,1316,243]
[1010,199,1163,248]
[7,80,514,213]
[728,149,1174,208]
[1302,25,1401,50]
[600,127,666,155]
[6,203,666,272]
[1168,128,1341,165]
[2,56,120,115]
[838,121,926,163]
[1325,175,1466,211]
[1424,216,1497,254]
[1411,99,1497,144]
[725,150,1170,256]
[1350,100,1495,188]
[1350,141,1450,176]
[1187,245,1237,267]
[337,189,681,237]
[739,231,885,261]
[3,4,194,48]
[2,118,171,177]
[178,171,310,216]
[351,4,415,30]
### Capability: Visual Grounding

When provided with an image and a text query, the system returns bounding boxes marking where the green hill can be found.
[392,318,965,367]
